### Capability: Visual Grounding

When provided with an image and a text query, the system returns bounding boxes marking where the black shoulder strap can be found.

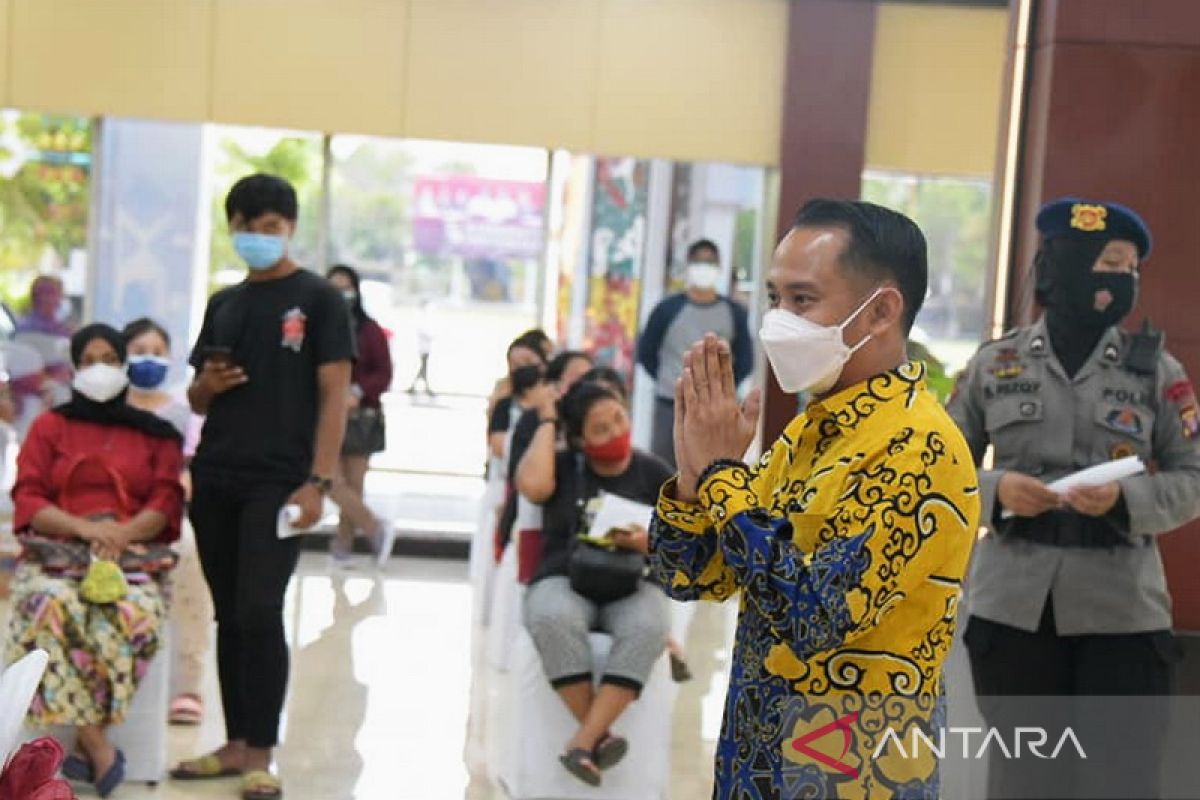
[1124,318,1164,377]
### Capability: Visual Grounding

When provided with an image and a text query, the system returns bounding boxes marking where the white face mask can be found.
[759,288,884,395]
[686,262,721,292]
[72,363,129,403]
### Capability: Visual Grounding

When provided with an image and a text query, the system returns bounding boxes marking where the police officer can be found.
[948,198,1200,800]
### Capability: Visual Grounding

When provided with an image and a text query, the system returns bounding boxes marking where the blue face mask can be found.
[233,232,287,271]
[127,355,171,390]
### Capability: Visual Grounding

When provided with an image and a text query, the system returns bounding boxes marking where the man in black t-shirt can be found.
[173,174,354,798]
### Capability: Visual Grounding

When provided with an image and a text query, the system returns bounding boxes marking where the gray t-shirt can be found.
[656,300,737,399]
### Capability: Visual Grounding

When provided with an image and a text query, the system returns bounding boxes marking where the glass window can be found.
[206,125,323,290]
[862,170,994,390]
[0,110,92,325]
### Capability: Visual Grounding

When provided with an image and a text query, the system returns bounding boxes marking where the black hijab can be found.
[1035,237,1138,378]
[327,264,368,330]
[53,323,182,441]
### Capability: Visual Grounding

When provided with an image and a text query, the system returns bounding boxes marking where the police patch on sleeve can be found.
[1166,379,1200,439]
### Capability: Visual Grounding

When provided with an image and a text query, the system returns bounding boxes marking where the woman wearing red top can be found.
[326,265,396,567]
[4,324,184,798]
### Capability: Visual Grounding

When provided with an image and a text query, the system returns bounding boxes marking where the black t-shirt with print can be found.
[532,448,673,585]
[189,269,355,484]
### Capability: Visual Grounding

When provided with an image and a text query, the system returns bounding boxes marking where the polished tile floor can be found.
[33,553,735,800]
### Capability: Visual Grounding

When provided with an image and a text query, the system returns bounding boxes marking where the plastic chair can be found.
[497,627,677,800]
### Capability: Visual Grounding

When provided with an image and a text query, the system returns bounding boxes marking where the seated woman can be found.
[516,380,671,787]
[122,317,214,726]
[4,324,184,798]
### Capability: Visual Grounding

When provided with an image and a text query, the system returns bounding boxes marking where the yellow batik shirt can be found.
[648,362,980,800]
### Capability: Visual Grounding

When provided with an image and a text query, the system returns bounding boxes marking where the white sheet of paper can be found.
[1045,456,1146,494]
[586,494,655,541]
[277,505,304,539]
[1000,456,1146,519]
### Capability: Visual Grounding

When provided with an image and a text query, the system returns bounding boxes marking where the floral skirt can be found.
[4,563,164,727]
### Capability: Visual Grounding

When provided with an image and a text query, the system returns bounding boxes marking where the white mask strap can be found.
[838,287,886,332]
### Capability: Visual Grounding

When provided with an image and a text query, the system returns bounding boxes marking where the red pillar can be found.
[762,0,878,443]
[1002,0,1200,629]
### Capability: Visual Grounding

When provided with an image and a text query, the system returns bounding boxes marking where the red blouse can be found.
[12,412,185,544]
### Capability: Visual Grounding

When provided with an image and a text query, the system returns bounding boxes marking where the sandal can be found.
[670,652,693,683]
[94,749,126,799]
[559,748,602,787]
[170,753,243,781]
[61,751,93,782]
[594,733,629,771]
[169,693,204,725]
[242,769,283,800]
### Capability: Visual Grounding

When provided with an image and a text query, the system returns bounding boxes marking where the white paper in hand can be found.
[277,504,305,539]
[1045,456,1146,494]
[587,494,655,541]
[1000,456,1146,519]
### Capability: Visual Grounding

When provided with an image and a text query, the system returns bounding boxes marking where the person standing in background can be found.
[325,265,397,569]
[172,174,354,800]
[406,299,436,398]
[948,198,1200,800]
[121,317,215,727]
[636,240,753,468]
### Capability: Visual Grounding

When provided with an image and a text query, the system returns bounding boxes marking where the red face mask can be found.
[583,429,632,464]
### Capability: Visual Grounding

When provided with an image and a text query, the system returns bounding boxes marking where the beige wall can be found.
[866,3,1009,177]
[0,0,786,165]
[0,0,1008,173]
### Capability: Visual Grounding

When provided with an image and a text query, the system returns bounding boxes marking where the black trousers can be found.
[964,603,1180,800]
[190,473,302,749]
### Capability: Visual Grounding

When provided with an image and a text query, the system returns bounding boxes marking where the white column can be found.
[88,118,208,382]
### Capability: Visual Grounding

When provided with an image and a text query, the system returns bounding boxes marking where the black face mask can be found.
[1037,237,1139,377]
[1037,238,1137,330]
[510,364,543,395]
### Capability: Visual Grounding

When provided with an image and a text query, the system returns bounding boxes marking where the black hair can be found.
[224,173,298,224]
[121,317,171,349]
[507,331,550,363]
[327,263,370,328]
[520,328,553,355]
[792,199,928,333]
[687,239,720,261]
[579,366,628,401]
[546,350,593,384]
[559,381,622,443]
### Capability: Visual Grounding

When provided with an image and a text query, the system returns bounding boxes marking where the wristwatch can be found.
[307,475,334,494]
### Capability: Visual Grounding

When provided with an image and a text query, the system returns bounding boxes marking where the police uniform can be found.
[947,198,1200,799]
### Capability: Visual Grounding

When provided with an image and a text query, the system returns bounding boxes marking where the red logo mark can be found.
[789,711,860,779]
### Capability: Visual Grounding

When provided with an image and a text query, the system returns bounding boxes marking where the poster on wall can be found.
[412,176,546,261]
[583,157,649,381]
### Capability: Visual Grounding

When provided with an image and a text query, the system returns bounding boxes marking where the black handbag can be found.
[566,455,645,605]
[342,408,386,455]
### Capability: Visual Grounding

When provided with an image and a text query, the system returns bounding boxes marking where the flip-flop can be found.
[559,748,602,787]
[594,734,629,771]
[670,653,693,683]
[61,752,93,781]
[170,753,243,780]
[242,769,283,800]
[95,749,126,799]
[169,694,204,725]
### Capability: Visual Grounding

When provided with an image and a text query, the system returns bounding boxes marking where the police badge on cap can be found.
[1035,197,1152,259]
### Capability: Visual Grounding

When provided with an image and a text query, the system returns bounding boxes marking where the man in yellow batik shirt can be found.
[648,199,980,800]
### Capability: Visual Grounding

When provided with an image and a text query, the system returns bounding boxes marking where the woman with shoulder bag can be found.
[326,265,396,567]
[515,380,671,788]
[4,324,185,798]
